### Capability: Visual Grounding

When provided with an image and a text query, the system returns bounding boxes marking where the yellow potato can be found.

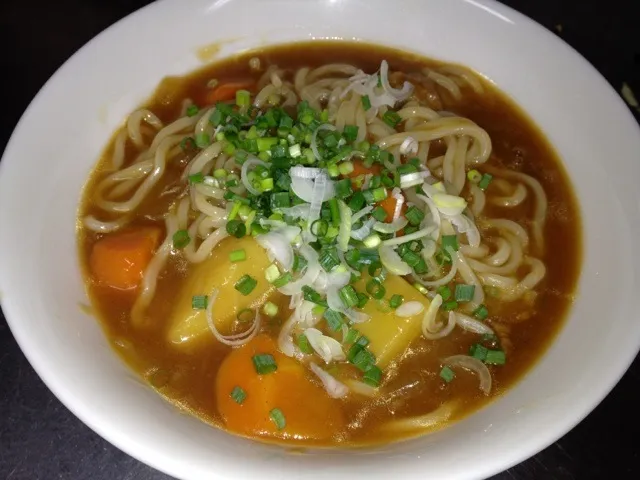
[167,236,275,348]
[354,274,429,368]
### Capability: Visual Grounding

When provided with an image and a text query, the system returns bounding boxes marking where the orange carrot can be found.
[90,227,162,291]
[216,334,344,441]
[205,80,255,104]
[347,160,382,179]
[378,192,408,223]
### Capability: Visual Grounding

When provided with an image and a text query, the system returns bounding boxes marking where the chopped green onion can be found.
[297,334,313,354]
[230,386,246,404]
[272,272,293,288]
[180,137,196,151]
[236,89,251,107]
[478,173,493,190]
[363,234,381,248]
[389,294,404,309]
[191,295,207,310]
[442,300,458,311]
[348,191,366,212]
[338,161,354,176]
[172,229,190,249]
[302,285,326,306]
[324,309,343,331]
[265,264,280,283]
[334,178,353,199]
[279,115,294,129]
[382,110,402,128]
[344,249,361,268]
[454,284,475,302]
[402,250,421,268]
[269,408,286,430]
[210,109,224,126]
[361,95,372,111]
[292,254,307,273]
[229,249,246,263]
[485,350,506,365]
[256,137,278,152]
[368,262,384,279]
[237,308,254,323]
[352,348,376,372]
[344,328,359,345]
[271,192,291,209]
[262,302,278,317]
[469,343,489,361]
[343,125,359,142]
[363,365,382,387]
[366,279,386,300]
[397,164,417,175]
[252,354,277,374]
[371,206,387,222]
[356,292,370,308]
[195,133,210,148]
[289,144,302,158]
[235,274,257,296]
[441,234,459,252]
[356,335,370,347]
[473,304,489,321]
[226,219,247,238]
[311,219,329,237]
[362,187,388,204]
[339,285,359,308]
[405,206,425,226]
[319,248,340,272]
[214,168,227,179]
[186,104,200,117]
[260,178,274,191]
[467,169,482,183]
[328,198,341,228]
[436,285,452,301]
[188,172,204,184]
[439,366,455,383]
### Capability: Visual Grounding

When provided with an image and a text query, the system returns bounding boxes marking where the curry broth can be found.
[79,41,581,446]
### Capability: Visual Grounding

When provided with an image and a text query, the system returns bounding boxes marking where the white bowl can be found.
[1,0,639,478]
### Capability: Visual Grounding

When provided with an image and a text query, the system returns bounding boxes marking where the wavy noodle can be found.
[95,135,183,213]
[469,183,486,216]
[491,181,527,207]
[424,69,462,100]
[377,117,492,164]
[481,218,530,249]
[127,109,163,148]
[437,65,485,94]
[131,212,178,327]
[483,165,547,252]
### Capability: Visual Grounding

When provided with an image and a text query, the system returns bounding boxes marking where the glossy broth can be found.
[78,42,581,446]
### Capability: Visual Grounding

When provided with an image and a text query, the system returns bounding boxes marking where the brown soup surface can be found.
[78,41,581,447]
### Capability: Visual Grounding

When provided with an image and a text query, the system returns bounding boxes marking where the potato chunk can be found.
[167,236,275,348]
[354,274,428,368]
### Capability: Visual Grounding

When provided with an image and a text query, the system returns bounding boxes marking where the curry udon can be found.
[78,42,581,446]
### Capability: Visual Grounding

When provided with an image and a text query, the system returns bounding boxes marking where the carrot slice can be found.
[89,227,162,291]
[378,192,408,223]
[347,159,382,179]
[205,80,255,104]
[216,334,344,442]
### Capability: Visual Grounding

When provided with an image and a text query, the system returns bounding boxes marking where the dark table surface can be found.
[1,1,639,479]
